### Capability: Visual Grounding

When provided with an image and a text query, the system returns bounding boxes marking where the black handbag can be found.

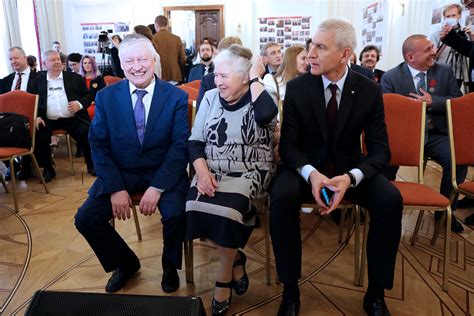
[0,112,31,148]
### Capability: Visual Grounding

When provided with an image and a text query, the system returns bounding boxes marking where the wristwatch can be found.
[249,77,260,86]
[344,171,356,188]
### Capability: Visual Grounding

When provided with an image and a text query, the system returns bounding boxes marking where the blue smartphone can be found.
[320,187,332,207]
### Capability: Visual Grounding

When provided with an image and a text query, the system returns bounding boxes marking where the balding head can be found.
[402,34,436,71]
[8,47,28,72]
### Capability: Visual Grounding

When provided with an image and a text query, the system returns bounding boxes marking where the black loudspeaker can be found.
[25,290,206,316]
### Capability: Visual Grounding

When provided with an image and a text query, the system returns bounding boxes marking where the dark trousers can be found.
[75,185,186,272]
[270,167,403,292]
[35,117,92,169]
[383,131,467,211]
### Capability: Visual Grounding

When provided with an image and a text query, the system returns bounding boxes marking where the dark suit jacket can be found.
[280,69,390,179]
[1,70,39,94]
[442,28,474,90]
[350,63,374,80]
[152,29,186,82]
[87,76,106,101]
[196,72,216,110]
[188,63,214,82]
[88,79,190,197]
[381,62,462,134]
[373,69,385,83]
[31,71,93,121]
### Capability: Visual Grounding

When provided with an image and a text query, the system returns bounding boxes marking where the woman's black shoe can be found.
[212,281,233,315]
[232,250,249,295]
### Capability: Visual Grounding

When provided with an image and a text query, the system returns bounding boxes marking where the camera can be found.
[97,30,113,53]
[98,29,112,43]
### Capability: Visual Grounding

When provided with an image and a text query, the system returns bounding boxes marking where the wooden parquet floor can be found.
[0,145,473,315]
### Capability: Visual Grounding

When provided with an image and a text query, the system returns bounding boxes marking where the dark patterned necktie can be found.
[15,73,23,90]
[327,83,338,129]
[134,89,147,145]
[416,72,430,143]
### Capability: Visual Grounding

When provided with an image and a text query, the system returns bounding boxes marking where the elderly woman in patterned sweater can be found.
[185,44,278,315]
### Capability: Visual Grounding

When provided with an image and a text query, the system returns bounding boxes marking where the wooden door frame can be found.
[163,5,225,40]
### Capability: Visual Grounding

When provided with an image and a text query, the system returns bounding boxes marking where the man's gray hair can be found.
[317,18,357,51]
[42,49,59,61]
[8,46,26,56]
[214,44,253,76]
[119,33,156,59]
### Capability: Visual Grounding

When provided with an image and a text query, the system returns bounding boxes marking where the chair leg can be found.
[9,159,19,213]
[0,173,8,193]
[30,154,49,193]
[66,134,74,175]
[411,210,425,246]
[359,211,370,287]
[338,208,347,244]
[344,206,355,244]
[263,198,272,285]
[131,205,142,241]
[184,240,194,283]
[431,212,444,246]
[354,206,361,286]
[442,207,451,292]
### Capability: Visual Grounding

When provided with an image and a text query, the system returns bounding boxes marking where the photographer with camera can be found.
[441,0,474,93]
[430,3,471,92]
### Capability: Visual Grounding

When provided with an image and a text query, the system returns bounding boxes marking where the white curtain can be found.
[2,0,21,47]
[34,0,67,60]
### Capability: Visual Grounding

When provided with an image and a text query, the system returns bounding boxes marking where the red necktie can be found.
[327,83,338,129]
[15,73,23,90]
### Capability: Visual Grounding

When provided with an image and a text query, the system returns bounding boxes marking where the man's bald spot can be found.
[402,34,428,59]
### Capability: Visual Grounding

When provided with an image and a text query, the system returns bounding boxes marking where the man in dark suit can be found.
[381,34,466,233]
[75,34,189,294]
[30,50,94,182]
[270,18,402,316]
[1,46,40,180]
[187,42,214,82]
[359,45,385,83]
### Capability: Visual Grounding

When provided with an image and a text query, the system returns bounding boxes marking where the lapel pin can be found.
[351,90,355,94]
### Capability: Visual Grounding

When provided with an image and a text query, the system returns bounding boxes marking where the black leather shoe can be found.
[363,294,391,316]
[17,167,31,180]
[232,250,249,295]
[457,197,474,209]
[75,151,83,158]
[161,267,180,293]
[435,213,464,233]
[43,167,56,183]
[87,167,96,177]
[212,281,233,316]
[277,297,300,316]
[105,265,140,293]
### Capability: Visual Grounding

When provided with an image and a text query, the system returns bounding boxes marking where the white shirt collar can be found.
[321,65,349,91]
[47,71,63,81]
[406,64,426,79]
[128,78,156,96]
[17,67,31,76]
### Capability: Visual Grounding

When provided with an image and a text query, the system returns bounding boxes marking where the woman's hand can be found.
[196,169,219,197]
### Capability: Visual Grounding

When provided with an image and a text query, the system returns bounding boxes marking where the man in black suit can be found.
[360,45,385,83]
[270,18,402,316]
[1,46,40,180]
[31,50,94,182]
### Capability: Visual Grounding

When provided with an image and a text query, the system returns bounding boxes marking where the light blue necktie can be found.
[134,89,147,145]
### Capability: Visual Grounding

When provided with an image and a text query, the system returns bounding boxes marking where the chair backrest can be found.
[179,84,199,102]
[187,80,201,90]
[383,93,425,172]
[446,93,474,167]
[0,90,39,138]
[103,75,122,86]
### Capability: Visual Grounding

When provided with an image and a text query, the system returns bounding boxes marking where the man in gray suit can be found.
[381,34,466,233]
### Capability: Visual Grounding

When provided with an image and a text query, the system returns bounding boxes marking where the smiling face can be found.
[214,61,248,104]
[120,41,156,88]
[82,57,93,74]
[405,37,436,71]
[8,48,28,72]
[360,49,378,70]
[44,52,63,76]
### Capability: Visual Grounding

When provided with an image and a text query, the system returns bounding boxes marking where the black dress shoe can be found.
[277,297,300,316]
[75,151,83,158]
[43,167,56,183]
[465,214,474,226]
[457,197,474,209]
[17,168,31,180]
[363,295,391,316]
[232,250,249,295]
[87,167,97,177]
[161,267,179,293]
[435,213,464,233]
[105,265,140,293]
[212,281,233,316]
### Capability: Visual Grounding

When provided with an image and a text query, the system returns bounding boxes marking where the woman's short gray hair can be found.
[318,18,357,51]
[119,33,156,59]
[213,44,253,75]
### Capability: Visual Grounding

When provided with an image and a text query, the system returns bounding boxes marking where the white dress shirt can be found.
[10,67,31,92]
[46,72,73,119]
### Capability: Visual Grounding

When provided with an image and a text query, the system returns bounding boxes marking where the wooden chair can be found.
[110,192,194,283]
[432,93,474,241]
[103,75,123,86]
[357,94,452,291]
[51,129,74,175]
[186,80,201,90]
[0,91,49,212]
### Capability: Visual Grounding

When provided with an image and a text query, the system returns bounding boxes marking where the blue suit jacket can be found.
[88,78,190,197]
[188,63,214,83]
[381,62,462,134]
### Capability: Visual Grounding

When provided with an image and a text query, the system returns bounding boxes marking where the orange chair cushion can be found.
[392,181,450,208]
[52,129,67,135]
[458,181,474,195]
[0,147,29,159]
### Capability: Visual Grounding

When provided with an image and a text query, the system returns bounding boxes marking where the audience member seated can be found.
[67,53,82,74]
[79,55,106,119]
[359,45,385,82]
[133,25,162,78]
[27,55,38,72]
[110,35,124,78]
[1,46,40,181]
[30,50,95,182]
[187,42,214,82]
[260,42,282,76]
[381,34,466,233]
[195,36,243,109]
[186,44,277,316]
[75,34,189,294]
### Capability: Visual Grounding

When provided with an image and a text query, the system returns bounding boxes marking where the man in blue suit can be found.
[187,42,214,82]
[75,34,190,293]
[381,34,466,233]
